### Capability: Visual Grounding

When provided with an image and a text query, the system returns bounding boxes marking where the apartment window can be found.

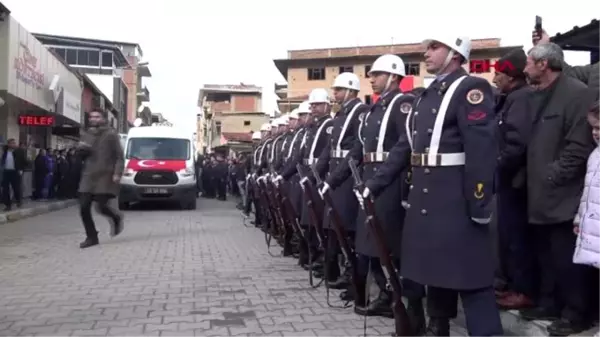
[88,51,100,66]
[405,63,420,76]
[76,50,100,66]
[469,59,491,73]
[243,121,251,126]
[66,49,77,64]
[339,66,353,74]
[307,67,325,81]
[365,95,372,105]
[101,51,113,67]
[364,65,372,77]
[215,121,222,135]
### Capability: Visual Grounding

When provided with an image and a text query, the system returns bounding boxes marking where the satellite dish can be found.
[133,118,143,127]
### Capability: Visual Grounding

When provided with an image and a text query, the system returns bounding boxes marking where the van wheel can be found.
[118,201,129,210]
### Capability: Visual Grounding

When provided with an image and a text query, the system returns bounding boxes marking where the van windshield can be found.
[126,138,190,160]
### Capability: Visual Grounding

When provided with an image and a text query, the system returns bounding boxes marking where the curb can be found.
[0,200,78,225]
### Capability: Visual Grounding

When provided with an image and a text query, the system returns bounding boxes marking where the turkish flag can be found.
[127,159,187,171]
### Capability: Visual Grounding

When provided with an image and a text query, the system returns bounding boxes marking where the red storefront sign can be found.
[18,115,55,126]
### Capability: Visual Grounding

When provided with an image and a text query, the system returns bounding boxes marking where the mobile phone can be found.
[535,16,543,34]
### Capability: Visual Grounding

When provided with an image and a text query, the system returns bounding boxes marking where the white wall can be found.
[87,74,114,105]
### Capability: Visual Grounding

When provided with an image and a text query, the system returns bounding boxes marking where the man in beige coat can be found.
[78,109,125,249]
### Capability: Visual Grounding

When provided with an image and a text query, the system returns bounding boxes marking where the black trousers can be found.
[533,221,596,322]
[1,170,22,207]
[79,193,120,239]
[427,286,503,336]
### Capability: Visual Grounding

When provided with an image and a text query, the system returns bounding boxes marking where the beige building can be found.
[274,38,521,112]
[196,84,268,153]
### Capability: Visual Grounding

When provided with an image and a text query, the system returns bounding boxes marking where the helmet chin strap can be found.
[436,50,455,76]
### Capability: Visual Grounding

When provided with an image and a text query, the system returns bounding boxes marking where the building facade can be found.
[151,112,173,126]
[0,14,83,151]
[196,84,268,153]
[31,33,152,131]
[274,38,521,112]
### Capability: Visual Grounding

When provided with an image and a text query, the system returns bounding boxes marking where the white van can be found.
[119,125,197,210]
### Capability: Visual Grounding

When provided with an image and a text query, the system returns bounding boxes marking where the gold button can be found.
[373,167,377,171]
[414,111,419,116]
[413,130,417,135]
[410,185,414,190]
[427,128,433,134]
[424,168,430,174]
[432,108,437,114]
[421,209,427,215]
[377,120,381,125]
[406,203,411,209]
[423,188,428,193]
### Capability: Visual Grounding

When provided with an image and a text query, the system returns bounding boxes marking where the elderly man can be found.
[519,42,596,336]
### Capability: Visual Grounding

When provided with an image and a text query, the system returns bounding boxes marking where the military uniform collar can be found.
[342,98,360,114]
[377,89,402,107]
[429,68,468,93]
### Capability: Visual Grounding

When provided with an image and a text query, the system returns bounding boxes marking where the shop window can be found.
[339,66,353,74]
[365,65,372,77]
[215,121,222,135]
[101,51,113,68]
[66,49,77,64]
[405,63,421,76]
[243,120,251,126]
[307,68,325,81]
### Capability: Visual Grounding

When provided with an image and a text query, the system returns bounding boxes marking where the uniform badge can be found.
[466,89,484,105]
[474,183,484,199]
[400,102,412,114]
[326,126,333,134]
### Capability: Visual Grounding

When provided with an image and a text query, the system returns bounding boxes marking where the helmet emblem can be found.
[348,80,353,85]
[456,38,463,46]
[391,63,397,69]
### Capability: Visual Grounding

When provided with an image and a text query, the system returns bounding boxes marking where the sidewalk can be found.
[0,199,78,225]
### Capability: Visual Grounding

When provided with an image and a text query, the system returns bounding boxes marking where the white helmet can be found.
[279,115,290,126]
[308,88,330,104]
[332,72,360,91]
[260,123,271,131]
[289,108,299,119]
[271,118,281,127]
[423,36,471,62]
[369,54,406,77]
[298,101,311,114]
[251,131,261,140]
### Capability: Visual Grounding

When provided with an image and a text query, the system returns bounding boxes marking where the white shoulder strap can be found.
[428,75,468,164]
[286,130,302,159]
[309,118,332,161]
[269,135,283,161]
[376,93,404,153]
[336,103,363,152]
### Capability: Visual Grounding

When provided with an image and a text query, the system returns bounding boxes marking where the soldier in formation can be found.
[243,34,505,336]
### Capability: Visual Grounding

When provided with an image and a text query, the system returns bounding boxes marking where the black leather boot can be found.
[79,237,99,249]
[425,318,450,336]
[355,291,394,318]
[407,300,426,336]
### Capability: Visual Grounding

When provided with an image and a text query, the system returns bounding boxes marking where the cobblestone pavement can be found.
[0,198,468,336]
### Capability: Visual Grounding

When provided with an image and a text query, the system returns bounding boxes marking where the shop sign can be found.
[18,115,55,126]
[14,42,45,90]
[62,90,82,123]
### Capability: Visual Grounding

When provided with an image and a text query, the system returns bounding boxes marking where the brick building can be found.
[196,84,268,154]
[274,38,521,112]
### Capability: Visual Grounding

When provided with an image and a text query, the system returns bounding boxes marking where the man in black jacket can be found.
[520,42,596,335]
[1,139,28,211]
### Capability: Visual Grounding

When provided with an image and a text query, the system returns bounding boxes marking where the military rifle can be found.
[311,163,358,308]
[296,164,326,248]
[275,180,308,244]
[256,176,280,255]
[348,159,412,337]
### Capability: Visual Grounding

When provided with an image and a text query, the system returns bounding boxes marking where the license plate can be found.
[144,188,168,194]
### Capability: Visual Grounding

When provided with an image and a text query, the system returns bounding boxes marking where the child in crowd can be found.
[572,101,600,337]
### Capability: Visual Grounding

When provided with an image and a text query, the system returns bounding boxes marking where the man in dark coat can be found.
[77,109,125,249]
[493,49,537,309]
[519,42,596,336]
[1,138,28,211]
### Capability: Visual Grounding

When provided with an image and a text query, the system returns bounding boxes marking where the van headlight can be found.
[179,168,194,177]
[123,168,136,177]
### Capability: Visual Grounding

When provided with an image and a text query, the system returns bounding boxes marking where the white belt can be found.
[410,152,465,167]
[302,158,317,165]
[363,152,389,163]
[330,150,349,158]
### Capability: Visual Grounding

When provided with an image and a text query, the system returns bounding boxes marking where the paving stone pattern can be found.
[0,199,468,336]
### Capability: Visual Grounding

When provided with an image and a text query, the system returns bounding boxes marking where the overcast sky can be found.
[3,0,594,134]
